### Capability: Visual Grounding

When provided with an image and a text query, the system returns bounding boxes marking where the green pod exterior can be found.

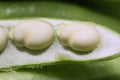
[0,1,120,33]
[1,58,120,80]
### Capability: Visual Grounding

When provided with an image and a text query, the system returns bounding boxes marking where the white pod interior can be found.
[0,18,120,69]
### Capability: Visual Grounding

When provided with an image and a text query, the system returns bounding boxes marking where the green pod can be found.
[1,59,120,80]
[0,1,120,80]
[0,1,119,31]
[0,1,120,71]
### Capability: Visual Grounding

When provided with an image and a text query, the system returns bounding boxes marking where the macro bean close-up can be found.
[0,0,120,80]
